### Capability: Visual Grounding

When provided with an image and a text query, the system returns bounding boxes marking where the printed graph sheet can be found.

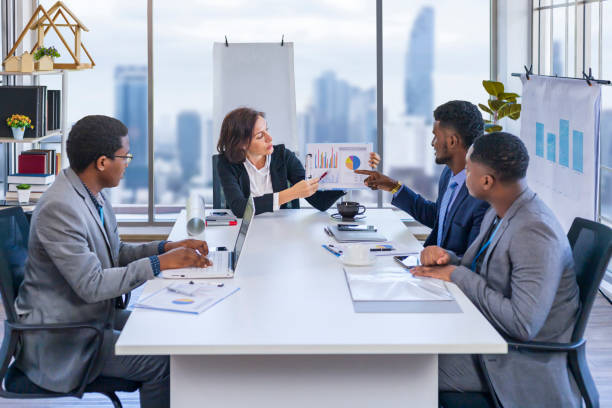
[305,143,372,190]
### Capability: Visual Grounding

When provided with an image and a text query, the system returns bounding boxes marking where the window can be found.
[382,0,490,205]
[39,0,148,221]
[153,0,377,221]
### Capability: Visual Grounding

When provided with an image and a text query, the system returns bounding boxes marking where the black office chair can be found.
[440,217,612,408]
[0,206,140,408]
[212,153,300,210]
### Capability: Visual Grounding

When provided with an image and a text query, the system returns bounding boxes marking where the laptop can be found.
[161,197,255,279]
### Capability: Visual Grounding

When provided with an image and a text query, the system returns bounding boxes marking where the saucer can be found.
[330,213,366,222]
[340,255,376,267]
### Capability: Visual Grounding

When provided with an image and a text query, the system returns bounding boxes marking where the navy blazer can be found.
[391,166,489,256]
[217,144,345,217]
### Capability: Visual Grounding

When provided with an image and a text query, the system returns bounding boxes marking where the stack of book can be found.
[5,173,55,202]
[18,149,59,175]
[205,210,237,226]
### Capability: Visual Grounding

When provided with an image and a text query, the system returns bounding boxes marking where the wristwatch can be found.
[390,181,402,194]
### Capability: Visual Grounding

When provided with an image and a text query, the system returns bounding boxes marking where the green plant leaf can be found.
[485,124,503,133]
[488,99,506,111]
[498,92,520,101]
[509,112,521,120]
[484,119,492,124]
[478,103,493,114]
[508,104,521,120]
[483,80,504,97]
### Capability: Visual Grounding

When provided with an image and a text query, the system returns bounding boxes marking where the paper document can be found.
[305,143,372,190]
[344,266,453,301]
[135,282,240,314]
[332,242,418,257]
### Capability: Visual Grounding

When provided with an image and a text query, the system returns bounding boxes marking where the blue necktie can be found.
[437,181,458,246]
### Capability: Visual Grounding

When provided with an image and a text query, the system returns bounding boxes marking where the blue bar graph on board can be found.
[559,119,569,167]
[573,130,583,173]
[535,122,544,157]
[546,133,556,162]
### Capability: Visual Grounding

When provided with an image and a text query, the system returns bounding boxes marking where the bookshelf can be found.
[0,70,68,202]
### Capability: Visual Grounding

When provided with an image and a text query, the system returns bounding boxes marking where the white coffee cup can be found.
[341,244,376,266]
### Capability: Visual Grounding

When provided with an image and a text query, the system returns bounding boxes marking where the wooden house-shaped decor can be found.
[3,55,20,71]
[20,52,34,72]
[35,55,54,71]
[2,1,95,71]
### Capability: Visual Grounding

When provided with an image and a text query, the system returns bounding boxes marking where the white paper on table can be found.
[344,266,453,301]
[305,143,373,190]
[331,242,419,257]
[135,282,240,314]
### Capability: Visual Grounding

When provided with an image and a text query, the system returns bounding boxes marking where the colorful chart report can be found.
[305,143,373,190]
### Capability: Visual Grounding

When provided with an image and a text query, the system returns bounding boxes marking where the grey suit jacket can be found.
[449,188,581,408]
[14,168,161,393]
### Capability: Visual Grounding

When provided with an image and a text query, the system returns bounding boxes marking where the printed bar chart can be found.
[534,119,583,173]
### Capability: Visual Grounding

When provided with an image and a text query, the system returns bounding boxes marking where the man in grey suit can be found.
[15,115,213,408]
[412,132,581,407]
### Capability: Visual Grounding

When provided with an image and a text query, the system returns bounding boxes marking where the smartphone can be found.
[393,255,420,269]
[337,224,376,232]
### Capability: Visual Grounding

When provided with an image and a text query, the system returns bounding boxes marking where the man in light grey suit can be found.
[412,132,581,408]
[15,115,213,408]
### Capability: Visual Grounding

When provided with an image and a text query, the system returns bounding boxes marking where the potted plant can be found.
[6,114,34,140]
[16,184,31,204]
[34,46,60,71]
[478,80,522,133]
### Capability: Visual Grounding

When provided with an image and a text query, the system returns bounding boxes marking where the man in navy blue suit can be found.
[356,100,489,256]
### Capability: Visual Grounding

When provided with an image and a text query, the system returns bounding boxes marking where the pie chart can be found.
[345,155,361,170]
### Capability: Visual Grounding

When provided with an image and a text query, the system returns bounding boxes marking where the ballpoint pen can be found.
[321,244,341,257]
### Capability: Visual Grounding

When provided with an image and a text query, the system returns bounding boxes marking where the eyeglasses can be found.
[114,154,134,164]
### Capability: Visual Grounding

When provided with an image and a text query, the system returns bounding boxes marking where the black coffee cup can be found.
[337,201,366,219]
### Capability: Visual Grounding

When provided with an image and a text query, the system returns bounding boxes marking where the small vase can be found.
[17,189,31,204]
[11,127,25,140]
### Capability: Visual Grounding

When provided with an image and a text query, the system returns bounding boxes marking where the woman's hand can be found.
[291,178,319,199]
[369,152,381,169]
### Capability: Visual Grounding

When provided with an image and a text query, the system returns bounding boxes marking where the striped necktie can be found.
[437,181,458,246]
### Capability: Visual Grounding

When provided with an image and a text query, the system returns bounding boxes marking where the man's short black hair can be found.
[67,115,128,173]
[433,100,484,148]
[470,132,529,182]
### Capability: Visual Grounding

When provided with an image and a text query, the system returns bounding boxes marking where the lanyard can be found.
[471,218,503,272]
[99,206,104,226]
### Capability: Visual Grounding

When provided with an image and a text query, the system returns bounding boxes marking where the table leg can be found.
[170,354,437,407]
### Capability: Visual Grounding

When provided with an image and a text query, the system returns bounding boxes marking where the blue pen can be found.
[321,244,341,257]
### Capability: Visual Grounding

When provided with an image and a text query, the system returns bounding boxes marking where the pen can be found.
[319,171,329,180]
[321,244,341,257]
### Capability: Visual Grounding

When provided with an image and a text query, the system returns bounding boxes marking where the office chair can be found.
[440,217,612,408]
[0,206,140,408]
[212,153,300,210]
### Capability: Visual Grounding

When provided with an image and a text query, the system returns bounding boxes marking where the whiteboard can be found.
[519,75,601,231]
[213,42,298,153]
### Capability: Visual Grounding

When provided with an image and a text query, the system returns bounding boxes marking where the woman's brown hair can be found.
[217,107,265,163]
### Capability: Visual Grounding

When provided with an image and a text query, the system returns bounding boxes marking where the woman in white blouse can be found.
[216,107,344,217]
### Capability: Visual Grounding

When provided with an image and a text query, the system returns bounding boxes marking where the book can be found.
[18,153,46,174]
[8,183,51,192]
[6,191,44,202]
[7,173,55,184]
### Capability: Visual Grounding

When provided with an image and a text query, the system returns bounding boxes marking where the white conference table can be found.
[116,209,506,408]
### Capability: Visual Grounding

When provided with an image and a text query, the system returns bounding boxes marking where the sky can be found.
[35,0,492,128]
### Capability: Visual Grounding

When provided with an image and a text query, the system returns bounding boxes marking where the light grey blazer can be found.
[449,188,581,408]
[14,168,161,393]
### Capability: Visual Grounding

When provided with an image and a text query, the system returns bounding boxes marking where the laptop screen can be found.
[232,196,254,268]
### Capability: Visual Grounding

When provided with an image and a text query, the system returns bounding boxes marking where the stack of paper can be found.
[344,266,453,301]
[135,281,240,314]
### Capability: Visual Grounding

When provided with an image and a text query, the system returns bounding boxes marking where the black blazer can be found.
[217,144,345,217]
[391,166,489,256]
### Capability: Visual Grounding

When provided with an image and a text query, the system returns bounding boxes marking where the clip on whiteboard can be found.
[225,35,229,47]
[281,34,284,46]
[583,68,594,86]
[524,64,533,80]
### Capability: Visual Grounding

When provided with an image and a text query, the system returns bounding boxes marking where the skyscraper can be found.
[404,7,434,123]
[115,65,148,201]
[177,111,201,182]
[553,40,563,76]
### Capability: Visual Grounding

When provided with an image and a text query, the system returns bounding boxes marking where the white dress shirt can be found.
[243,155,280,211]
